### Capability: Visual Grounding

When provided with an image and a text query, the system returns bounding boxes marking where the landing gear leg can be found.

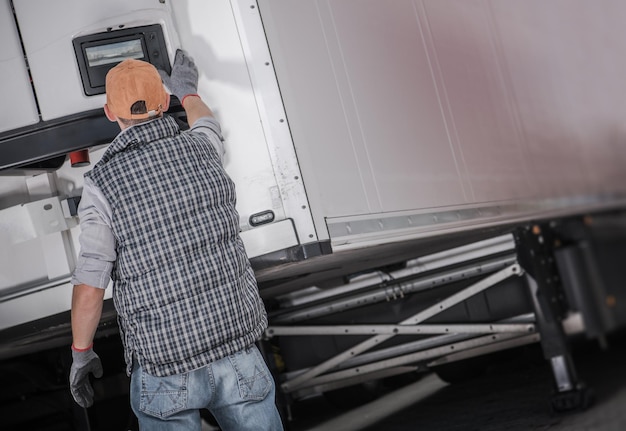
[526,274,593,411]
[515,225,593,412]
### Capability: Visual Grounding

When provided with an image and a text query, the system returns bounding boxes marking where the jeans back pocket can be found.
[139,370,189,418]
[229,346,272,401]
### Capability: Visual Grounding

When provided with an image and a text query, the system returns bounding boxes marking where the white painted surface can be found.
[240,219,299,258]
[6,0,305,245]
[0,196,77,294]
[258,0,626,247]
[0,281,112,331]
[0,0,39,132]
[13,0,179,121]
[229,0,318,242]
[168,0,293,236]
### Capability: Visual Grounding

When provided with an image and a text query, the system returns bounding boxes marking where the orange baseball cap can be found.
[105,59,167,120]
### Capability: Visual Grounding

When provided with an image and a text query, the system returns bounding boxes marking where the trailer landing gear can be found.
[551,382,594,412]
[515,224,593,412]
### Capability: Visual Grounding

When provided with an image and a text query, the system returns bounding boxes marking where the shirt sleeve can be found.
[190,116,225,163]
[71,177,116,289]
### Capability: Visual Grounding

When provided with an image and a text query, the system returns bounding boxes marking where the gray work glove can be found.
[159,49,199,102]
[69,346,103,408]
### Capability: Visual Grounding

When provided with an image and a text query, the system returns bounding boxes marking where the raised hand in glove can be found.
[159,49,199,104]
[69,345,103,408]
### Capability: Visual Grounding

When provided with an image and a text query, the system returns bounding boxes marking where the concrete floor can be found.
[3,330,625,430]
[287,331,626,431]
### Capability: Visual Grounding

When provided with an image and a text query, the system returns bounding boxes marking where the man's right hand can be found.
[159,49,199,103]
[69,345,103,408]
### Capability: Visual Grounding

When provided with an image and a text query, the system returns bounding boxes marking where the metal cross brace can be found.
[267,323,535,337]
[281,263,523,392]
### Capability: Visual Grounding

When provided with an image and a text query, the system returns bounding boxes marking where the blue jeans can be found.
[130,345,284,430]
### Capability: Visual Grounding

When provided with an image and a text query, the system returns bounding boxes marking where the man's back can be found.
[88,115,267,377]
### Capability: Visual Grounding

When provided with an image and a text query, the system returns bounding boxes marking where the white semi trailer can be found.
[2,0,626,427]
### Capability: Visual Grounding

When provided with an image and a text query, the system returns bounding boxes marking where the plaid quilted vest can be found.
[86,116,267,376]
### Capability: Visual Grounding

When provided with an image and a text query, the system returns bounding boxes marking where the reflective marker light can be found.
[249,210,275,227]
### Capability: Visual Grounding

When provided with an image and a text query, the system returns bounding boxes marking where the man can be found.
[69,49,283,430]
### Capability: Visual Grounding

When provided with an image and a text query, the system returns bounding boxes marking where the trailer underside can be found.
[2,209,626,429]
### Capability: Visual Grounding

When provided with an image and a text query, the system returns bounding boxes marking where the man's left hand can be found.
[69,345,103,408]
